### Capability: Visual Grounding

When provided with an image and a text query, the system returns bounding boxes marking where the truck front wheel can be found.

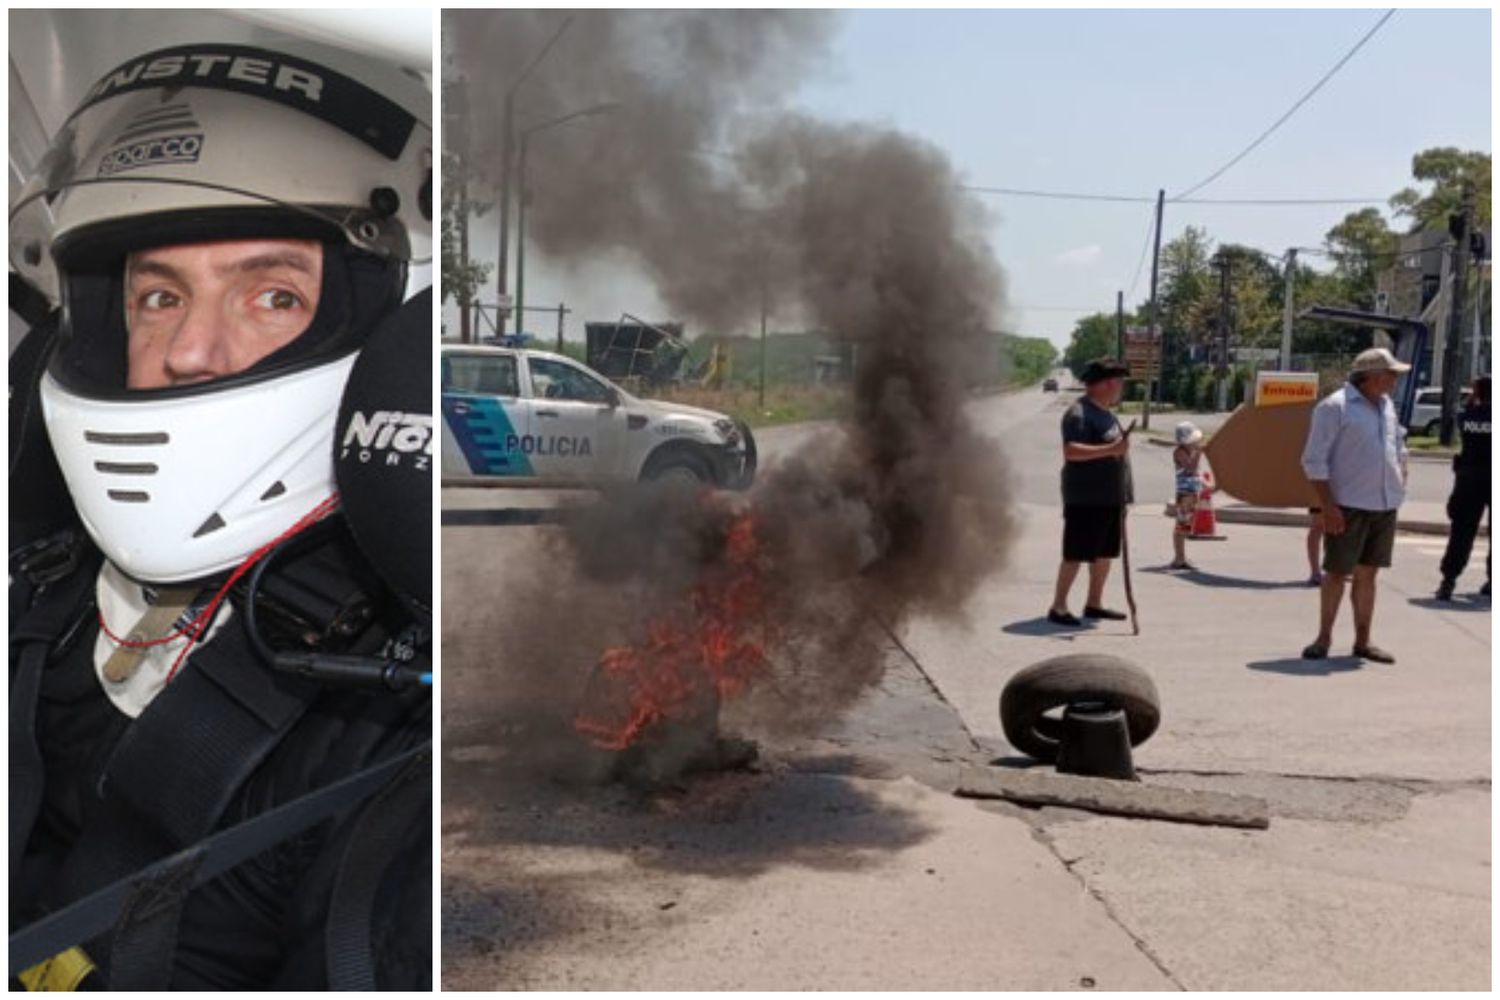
[642,450,713,486]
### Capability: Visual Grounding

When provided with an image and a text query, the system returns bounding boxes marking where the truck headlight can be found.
[714,418,741,446]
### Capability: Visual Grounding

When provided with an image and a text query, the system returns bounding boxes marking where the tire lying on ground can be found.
[1000,654,1161,762]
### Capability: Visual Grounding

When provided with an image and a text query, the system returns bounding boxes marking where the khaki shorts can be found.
[1322,507,1398,575]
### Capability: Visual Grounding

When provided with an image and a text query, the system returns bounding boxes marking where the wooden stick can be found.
[1121,504,1139,636]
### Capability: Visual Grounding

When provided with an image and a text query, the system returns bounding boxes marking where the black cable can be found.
[961,185,1388,206]
[1127,208,1156,301]
[1171,9,1397,200]
[242,532,428,691]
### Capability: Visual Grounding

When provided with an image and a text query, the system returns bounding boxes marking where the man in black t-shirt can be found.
[1438,374,1490,600]
[1049,359,1134,626]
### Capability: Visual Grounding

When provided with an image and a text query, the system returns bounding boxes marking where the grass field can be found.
[651,383,853,427]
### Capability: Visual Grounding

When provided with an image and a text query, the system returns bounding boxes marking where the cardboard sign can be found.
[1254,372,1319,408]
[1204,401,1319,508]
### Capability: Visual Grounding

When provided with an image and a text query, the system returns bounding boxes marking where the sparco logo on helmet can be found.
[340,411,433,471]
[98,133,204,176]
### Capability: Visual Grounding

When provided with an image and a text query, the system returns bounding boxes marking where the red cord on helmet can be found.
[96,493,341,683]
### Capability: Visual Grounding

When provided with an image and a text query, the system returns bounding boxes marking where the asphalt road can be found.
[440,379,1490,990]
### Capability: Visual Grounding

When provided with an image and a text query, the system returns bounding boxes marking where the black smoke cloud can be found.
[444,10,1015,758]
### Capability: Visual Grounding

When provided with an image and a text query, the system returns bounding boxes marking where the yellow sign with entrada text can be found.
[1254,372,1319,407]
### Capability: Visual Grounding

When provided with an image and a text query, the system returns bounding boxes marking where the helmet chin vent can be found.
[193,513,227,538]
[107,490,150,503]
[84,431,170,445]
[260,481,288,501]
[94,461,159,475]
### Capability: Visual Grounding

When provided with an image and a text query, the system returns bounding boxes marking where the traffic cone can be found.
[1190,471,1225,540]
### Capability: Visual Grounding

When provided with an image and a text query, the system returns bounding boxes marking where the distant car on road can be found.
[440,345,756,489]
[1407,385,1472,437]
[1042,377,1059,392]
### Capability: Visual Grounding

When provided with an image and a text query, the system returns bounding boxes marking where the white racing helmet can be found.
[10,40,432,583]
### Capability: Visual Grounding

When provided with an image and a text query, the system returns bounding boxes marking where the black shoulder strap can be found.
[9,536,102,882]
[9,743,430,980]
[325,749,432,990]
[50,623,324,986]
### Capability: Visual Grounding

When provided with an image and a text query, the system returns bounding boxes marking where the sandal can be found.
[1353,645,1395,664]
[1301,643,1328,660]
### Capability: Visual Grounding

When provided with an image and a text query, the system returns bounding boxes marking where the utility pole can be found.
[514,132,529,337]
[1469,262,1487,381]
[1279,247,1297,370]
[1115,290,1124,359]
[1439,183,1475,445]
[556,301,567,354]
[496,16,573,333]
[1213,252,1232,411]
[758,280,769,410]
[1142,189,1165,431]
[497,90,514,321]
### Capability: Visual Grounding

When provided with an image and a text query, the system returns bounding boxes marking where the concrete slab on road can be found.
[442,763,1175,991]
[1043,788,1490,990]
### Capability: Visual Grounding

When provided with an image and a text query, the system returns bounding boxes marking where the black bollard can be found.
[1055,701,1137,781]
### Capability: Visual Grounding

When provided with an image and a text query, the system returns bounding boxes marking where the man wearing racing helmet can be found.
[10,29,431,991]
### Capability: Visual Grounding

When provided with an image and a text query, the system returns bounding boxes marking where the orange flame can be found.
[575,511,767,750]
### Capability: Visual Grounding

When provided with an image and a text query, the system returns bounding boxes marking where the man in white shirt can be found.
[1299,348,1411,663]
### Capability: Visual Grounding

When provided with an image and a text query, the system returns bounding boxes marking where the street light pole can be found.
[513,101,621,339]
[497,90,515,316]
[1279,247,1297,370]
[496,16,573,328]
[514,129,529,337]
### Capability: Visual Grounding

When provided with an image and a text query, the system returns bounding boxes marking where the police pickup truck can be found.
[440,344,756,489]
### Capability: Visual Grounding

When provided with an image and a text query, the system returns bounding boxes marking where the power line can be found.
[1176,196,1388,206]
[961,185,1151,204]
[1171,8,1396,201]
[961,185,1387,206]
[1126,207,1156,301]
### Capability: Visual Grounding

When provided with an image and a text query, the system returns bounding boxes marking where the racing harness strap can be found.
[10,742,431,981]
[10,531,99,884]
[11,536,429,990]
[325,739,432,991]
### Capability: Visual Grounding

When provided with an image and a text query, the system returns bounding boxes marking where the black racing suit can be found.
[1439,400,1491,587]
[9,524,431,990]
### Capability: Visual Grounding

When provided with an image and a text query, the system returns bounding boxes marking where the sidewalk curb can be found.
[1146,435,1455,462]
[1213,507,1482,538]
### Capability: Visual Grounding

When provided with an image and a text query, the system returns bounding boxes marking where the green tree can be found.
[1217,244,1283,350]
[1323,207,1397,310]
[1001,334,1059,385]
[1389,147,1492,234]
[1063,313,1120,379]
[440,148,493,314]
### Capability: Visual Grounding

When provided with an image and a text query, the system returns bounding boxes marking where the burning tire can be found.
[1000,654,1160,763]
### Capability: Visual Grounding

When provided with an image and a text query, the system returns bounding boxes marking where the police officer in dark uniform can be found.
[1438,374,1491,601]
[9,32,432,990]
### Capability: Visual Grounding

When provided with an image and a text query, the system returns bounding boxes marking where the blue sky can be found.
[791,8,1491,347]
[464,9,1490,349]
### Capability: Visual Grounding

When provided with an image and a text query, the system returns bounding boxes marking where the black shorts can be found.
[1063,504,1123,562]
[1322,507,1397,574]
